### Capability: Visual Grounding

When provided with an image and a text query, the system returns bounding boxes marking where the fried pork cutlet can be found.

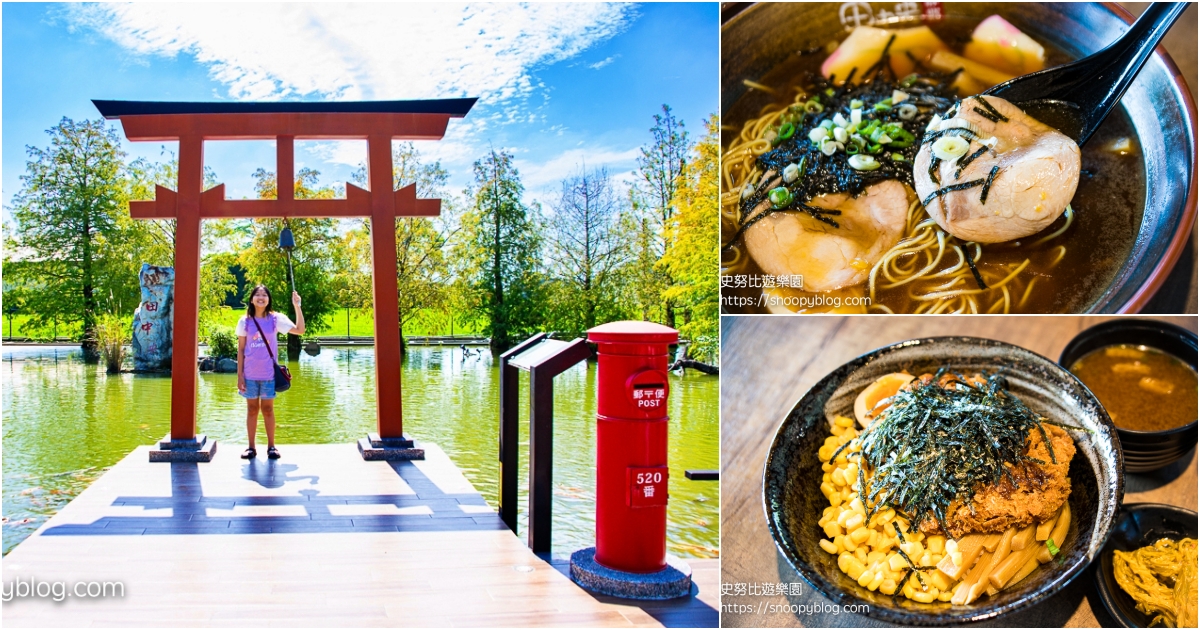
[920,423,1075,538]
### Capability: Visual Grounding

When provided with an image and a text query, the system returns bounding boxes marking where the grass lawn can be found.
[4,308,487,341]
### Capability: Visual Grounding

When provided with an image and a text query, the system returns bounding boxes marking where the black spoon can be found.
[983,2,1187,146]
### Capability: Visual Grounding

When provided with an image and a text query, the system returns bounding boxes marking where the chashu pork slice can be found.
[913,95,1080,244]
[744,180,912,293]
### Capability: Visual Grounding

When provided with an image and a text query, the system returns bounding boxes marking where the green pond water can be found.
[1,345,720,558]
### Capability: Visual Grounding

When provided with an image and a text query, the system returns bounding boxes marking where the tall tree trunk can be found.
[81,215,99,363]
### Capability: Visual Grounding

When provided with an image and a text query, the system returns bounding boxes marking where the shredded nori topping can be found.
[954,146,989,180]
[980,165,1001,204]
[921,178,985,208]
[965,247,988,290]
[722,40,959,252]
[855,371,1060,537]
[973,96,1009,123]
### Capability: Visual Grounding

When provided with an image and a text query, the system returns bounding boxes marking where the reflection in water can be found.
[3,345,719,557]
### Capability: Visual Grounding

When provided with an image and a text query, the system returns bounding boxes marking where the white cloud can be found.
[515,146,640,192]
[66,3,634,117]
[588,55,617,69]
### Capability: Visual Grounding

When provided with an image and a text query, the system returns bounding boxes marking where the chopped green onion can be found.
[898,103,918,120]
[932,135,971,160]
[891,152,907,162]
[820,119,835,130]
[900,74,919,88]
[850,99,864,110]
[832,112,848,128]
[848,154,881,171]
[808,127,829,143]
[776,122,796,143]
[868,143,882,154]
[874,100,893,112]
[850,108,863,126]
[1046,538,1060,557]
[877,134,892,145]
[892,90,910,103]
[845,143,861,155]
[833,127,848,143]
[887,128,916,148]
[805,100,824,114]
[824,87,835,97]
[768,187,793,208]
[782,162,800,183]
[869,127,884,142]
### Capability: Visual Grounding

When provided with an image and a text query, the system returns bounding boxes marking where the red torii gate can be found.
[94,99,475,461]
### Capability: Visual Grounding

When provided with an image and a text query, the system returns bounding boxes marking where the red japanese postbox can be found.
[587,320,679,574]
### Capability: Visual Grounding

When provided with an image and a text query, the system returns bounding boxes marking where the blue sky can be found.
[3,2,717,221]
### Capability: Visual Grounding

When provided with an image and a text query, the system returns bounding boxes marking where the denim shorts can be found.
[241,379,276,400]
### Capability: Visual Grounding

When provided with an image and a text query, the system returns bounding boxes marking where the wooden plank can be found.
[2,443,715,627]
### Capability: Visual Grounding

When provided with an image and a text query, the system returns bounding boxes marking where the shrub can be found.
[95,314,129,374]
[206,328,238,360]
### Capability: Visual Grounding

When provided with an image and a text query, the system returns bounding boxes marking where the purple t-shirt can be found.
[237,312,295,380]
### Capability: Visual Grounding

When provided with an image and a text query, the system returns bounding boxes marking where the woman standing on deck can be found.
[236,284,305,459]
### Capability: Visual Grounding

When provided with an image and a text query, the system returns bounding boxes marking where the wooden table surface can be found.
[720,316,1198,627]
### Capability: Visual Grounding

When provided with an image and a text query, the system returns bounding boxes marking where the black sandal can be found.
[267,447,281,459]
[241,447,257,459]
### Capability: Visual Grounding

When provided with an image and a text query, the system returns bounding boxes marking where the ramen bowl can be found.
[762,337,1124,624]
[722,2,1196,313]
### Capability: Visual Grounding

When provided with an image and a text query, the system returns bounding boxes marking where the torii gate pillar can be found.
[94,99,476,462]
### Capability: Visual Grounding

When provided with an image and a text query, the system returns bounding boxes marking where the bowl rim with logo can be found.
[721,2,1197,313]
[762,336,1124,625]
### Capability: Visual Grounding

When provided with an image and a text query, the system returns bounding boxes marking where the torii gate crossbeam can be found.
[94,99,475,461]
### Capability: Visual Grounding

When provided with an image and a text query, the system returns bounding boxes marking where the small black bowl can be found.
[764,336,1124,625]
[1094,503,1198,627]
[1058,319,1198,473]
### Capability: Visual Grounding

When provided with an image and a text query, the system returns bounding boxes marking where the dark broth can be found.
[1070,344,1198,432]
[722,19,1146,314]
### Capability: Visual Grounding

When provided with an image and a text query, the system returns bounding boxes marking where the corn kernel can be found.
[837,509,852,527]
[843,535,858,552]
[938,590,954,602]
[831,468,846,487]
[820,482,836,498]
[834,535,847,553]
[844,463,859,484]
[880,579,898,595]
[850,526,870,545]
[845,514,865,532]
[819,539,839,554]
[926,535,945,554]
[823,521,842,539]
[854,547,868,565]
[951,551,963,567]
[857,568,873,587]
[867,551,885,566]
[829,492,843,508]
[835,415,855,428]
[945,539,958,554]
[911,589,936,603]
[849,496,866,516]
[831,425,846,437]
[888,553,907,571]
[821,462,833,472]
[867,571,885,591]
[920,553,932,567]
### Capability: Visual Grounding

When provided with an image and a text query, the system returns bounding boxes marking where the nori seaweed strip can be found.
[965,246,988,289]
[861,34,897,81]
[894,568,915,602]
[972,106,1002,123]
[928,156,942,186]
[857,458,868,495]
[922,127,978,146]
[954,146,989,180]
[1034,420,1058,464]
[979,165,1000,204]
[829,437,856,465]
[921,179,986,207]
[974,96,1008,122]
[843,66,858,86]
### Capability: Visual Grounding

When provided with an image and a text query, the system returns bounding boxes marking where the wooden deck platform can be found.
[2,442,718,627]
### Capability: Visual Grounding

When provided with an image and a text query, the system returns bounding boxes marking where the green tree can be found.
[239,167,341,358]
[544,167,631,336]
[6,118,128,362]
[659,115,720,363]
[631,105,692,327]
[348,142,459,350]
[455,149,543,353]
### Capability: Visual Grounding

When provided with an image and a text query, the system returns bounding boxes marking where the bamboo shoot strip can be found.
[1037,502,1071,564]
[979,165,1001,204]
